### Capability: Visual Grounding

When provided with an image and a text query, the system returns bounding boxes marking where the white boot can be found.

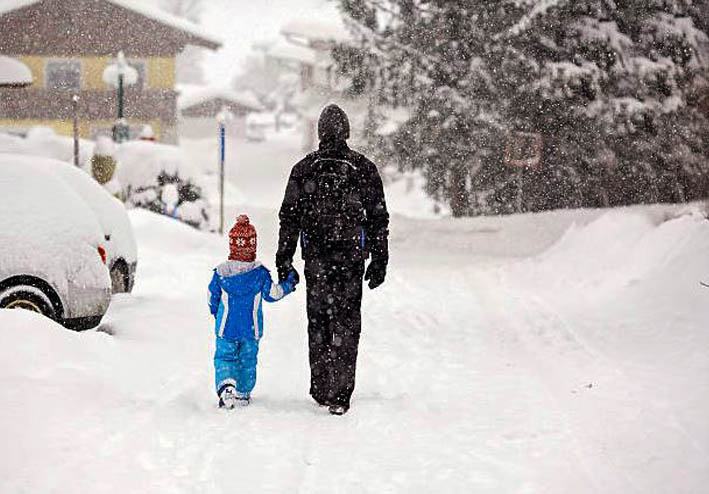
[219,386,237,409]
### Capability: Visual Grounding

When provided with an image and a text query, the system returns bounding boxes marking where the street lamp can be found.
[102,51,138,143]
[0,55,33,87]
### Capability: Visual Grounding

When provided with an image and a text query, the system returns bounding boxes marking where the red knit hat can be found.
[228,215,257,262]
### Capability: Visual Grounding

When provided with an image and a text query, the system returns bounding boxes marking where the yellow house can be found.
[0,0,221,142]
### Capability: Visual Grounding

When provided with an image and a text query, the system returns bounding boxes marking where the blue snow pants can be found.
[214,338,260,397]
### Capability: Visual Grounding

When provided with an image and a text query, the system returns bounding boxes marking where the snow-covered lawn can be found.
[1,133,708,493]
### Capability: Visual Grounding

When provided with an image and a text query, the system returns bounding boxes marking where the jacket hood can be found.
[318,104,350,142]
[216,260,261,277]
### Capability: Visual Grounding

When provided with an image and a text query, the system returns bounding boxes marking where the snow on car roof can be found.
[41,156,138,265]
[0,55,32,87]
[0,0,222,48]
[0,153,109,292]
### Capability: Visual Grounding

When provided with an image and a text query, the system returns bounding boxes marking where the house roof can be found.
[177,84,264,113]
[280,17,352,46]
[0,0,222,49]
[266,41,317,66]
[0,55,33,86]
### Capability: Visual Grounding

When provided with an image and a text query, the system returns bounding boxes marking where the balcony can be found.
[0,87,178,123]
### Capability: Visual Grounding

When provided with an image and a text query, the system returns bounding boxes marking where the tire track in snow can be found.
[482,261,709,494]
[472,265,610,493]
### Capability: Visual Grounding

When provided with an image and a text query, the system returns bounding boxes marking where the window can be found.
[45,59,81,91]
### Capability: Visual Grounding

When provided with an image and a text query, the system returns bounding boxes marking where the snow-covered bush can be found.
[113,141,211,230]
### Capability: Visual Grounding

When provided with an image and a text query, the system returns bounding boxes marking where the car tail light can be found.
[97,246,107,265]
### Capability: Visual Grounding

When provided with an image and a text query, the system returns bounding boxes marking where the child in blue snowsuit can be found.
[208,215,297,408]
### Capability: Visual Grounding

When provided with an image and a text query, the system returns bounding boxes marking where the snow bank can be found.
[0,127,95,164]
[0,309,112,375]
[516,205,709,300]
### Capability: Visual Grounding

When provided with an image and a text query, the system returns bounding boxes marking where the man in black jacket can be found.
[276,104,389,415]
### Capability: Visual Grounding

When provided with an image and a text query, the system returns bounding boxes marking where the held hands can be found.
[278,263,300,294]
[278,263,299,285]
[284,271,299,293]
[364,259,387,290]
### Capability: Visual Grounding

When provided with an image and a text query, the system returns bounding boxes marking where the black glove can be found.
[278,262,300,285]
[285,271,298,293]
[364,259,387,290]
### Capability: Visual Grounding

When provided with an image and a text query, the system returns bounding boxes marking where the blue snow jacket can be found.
[208,260,293,341]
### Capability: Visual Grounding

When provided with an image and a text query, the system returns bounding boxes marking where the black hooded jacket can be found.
[277,106,389,274]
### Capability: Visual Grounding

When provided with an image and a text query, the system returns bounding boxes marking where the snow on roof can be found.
[177,84,264,112]
[266,41,317,65]
[280,17,352,45]
[0,55,32,86]
[0,0,222,48]
[107,0,221,48]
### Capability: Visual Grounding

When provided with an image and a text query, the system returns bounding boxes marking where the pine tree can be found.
[335,0,709,215]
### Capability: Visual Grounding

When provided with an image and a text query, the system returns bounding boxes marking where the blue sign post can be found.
[217,108,227,234]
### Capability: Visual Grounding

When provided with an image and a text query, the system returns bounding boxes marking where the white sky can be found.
[199,0,341,85]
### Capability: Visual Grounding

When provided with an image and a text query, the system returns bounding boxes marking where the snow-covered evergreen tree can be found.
[336,0,709,216]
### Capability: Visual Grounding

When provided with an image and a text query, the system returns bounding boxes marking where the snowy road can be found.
[2,134,708,493]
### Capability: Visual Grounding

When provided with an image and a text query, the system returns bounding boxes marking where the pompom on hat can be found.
[228,214,257,262]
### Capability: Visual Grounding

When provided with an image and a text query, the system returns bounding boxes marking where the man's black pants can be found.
[304,256,364,408]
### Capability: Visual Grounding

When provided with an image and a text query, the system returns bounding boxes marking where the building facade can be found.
[0,0,221,143]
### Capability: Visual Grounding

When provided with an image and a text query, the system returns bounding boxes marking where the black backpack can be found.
[300,154,365,247]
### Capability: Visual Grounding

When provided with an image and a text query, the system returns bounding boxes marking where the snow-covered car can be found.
[46,158,138,293]
[0,155,112,329]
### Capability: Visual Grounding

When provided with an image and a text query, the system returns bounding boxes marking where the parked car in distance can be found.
[0,155,112,329]
[245,112,268,142]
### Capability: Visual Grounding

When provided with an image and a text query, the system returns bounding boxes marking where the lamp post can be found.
[102,51,138,143]
[72,94,79,167]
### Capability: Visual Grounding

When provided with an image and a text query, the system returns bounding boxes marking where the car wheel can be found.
[0,286,56,320]
[110,262,128,293]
